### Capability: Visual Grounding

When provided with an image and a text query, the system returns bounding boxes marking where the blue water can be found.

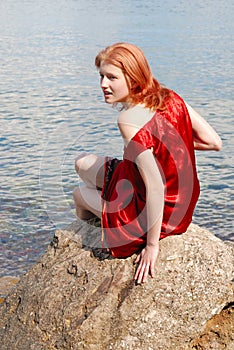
[0,0,233,277]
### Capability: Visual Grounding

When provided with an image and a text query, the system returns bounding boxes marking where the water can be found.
[0,0,233,278]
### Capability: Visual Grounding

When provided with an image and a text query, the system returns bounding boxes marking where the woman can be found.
[73,42,222,284]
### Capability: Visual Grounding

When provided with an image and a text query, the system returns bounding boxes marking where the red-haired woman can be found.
[73,43,222,284]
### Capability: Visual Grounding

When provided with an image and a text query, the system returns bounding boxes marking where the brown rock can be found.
[0,221,233,350]
[0,276,20,302]
[191,303,234,349]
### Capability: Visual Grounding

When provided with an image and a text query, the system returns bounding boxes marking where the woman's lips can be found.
[103,90,112,96]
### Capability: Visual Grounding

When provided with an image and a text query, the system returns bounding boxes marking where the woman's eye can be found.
[99,74,117,81]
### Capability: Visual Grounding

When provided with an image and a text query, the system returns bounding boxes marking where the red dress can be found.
[101,92,200,258]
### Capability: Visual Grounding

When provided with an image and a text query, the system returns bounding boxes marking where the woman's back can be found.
[102,92,200,256]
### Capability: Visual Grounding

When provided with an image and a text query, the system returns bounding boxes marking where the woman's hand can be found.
[134,245,159,284]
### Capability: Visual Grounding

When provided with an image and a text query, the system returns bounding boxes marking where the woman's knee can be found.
[73,186,102,218]
[73,187,95,220]
[73,186,88,210]
[73,187,81,205]
[74,152,90,175]
[75,153,105,188]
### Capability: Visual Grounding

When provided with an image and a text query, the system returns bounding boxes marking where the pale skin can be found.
[73,63,222,284]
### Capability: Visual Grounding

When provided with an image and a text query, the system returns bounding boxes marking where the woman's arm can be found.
[118,115,164,283]
[134,150,164,284]
[185,102,222,151]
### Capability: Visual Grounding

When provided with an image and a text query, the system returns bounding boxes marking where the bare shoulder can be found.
[117,105,154,125]
[118,105,155,143]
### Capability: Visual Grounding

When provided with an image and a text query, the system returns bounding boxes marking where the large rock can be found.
[0,221,233,350]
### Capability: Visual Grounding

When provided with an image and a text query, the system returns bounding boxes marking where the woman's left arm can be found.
[185,102,222,151]
[118,111,164,284]
[134,149,164,284]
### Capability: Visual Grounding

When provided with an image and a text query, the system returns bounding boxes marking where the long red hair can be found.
[95,42,172,111]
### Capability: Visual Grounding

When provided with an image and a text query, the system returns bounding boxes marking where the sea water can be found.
[0,0,233,277]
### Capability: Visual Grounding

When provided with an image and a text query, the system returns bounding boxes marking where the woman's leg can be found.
[73,186,102,220]
[75,152,106,189]
[73,153,106,220]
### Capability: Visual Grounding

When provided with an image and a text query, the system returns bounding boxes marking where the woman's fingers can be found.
[149,260,155,278]
[134,254,141,264]
[142,263,150,283]
[135,261,150,284]
[134,247,158,283]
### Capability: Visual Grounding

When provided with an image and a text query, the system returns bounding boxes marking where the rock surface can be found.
[0,276,20,303]
[0,221,233,350]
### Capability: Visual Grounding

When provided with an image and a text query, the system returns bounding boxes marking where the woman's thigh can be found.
[75,153,108,189]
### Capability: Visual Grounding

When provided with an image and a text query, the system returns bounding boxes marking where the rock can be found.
[0,221,233,350]
[0,276,20,302]
[191,304,234,349]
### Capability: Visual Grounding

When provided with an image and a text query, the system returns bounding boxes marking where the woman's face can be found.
[99,62,130,105]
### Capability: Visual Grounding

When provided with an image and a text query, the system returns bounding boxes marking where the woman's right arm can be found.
[185,102,222,151]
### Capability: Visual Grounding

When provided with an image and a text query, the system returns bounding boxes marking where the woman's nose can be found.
[101,76,108,88]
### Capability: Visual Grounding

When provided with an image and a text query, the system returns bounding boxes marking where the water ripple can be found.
[0,0,233,279]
